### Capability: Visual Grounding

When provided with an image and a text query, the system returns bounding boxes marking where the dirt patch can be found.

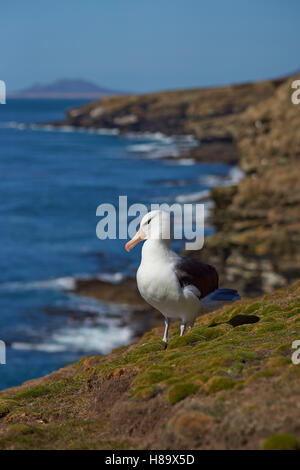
[91,368,138,419]
[108,392,171,447]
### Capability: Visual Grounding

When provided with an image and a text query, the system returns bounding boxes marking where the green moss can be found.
[0,399,12,417]
[15,385,53,400]
[135,366,173,385]
[256,322,285,333]
[162,352,183,362]
[275,343,291,355]
[244,303,262,314]
[228,305,243,316]
[167,382,199,404]
[133,385,156,399]
[247,368,277,383]
[0,420,134,450]
[15,378,83,401]
[261,316,277,323]
[285,307,300,318]
[261,305,282,315]
[134,341,164,354]
[201,325,230,340]
[262,433,300,450]
[206,376,235,394]
[168,324,229,349]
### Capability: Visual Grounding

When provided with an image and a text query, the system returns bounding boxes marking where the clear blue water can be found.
[0,99,233,390]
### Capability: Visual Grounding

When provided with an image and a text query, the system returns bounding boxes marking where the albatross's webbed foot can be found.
[180,322,186,337]
[162,317,170,345]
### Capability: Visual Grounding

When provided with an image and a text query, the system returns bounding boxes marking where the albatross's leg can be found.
[189,321,194,329]
[180,321,186,337]
[162,317,170,343]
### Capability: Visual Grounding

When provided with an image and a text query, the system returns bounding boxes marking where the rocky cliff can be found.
[0,281,299,449]
[62,77,284,165]
[194,74,300,296]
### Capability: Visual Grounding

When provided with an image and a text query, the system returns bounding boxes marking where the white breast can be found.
[136,240,201,322]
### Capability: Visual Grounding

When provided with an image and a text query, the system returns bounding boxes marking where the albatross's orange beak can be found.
[125,228,144,252]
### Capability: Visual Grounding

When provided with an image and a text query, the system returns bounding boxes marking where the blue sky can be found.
[1,0,299,93]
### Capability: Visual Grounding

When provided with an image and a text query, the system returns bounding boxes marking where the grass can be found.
[167,383,199,404]
[262,434,300,450]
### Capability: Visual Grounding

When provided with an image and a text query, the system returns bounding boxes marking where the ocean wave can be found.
[52,324,132,353]
[2,120,199,162]
[0,121,26,130]
[198,166,244,187]
[95,128,120,135]
[1,121,198,146]
[0,271,128,294]
[11,323,132,355]
[172,158,196,165]
[125,131,175,143]
[96,272,126,284]
[0,276,76,292]
[10,342,67,353]
[175,189,210,203]
[126,133,198,160]
[0,121,121,136]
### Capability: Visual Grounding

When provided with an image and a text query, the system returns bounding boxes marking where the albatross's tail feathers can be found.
[209,288,241,301]
[201,288,241,312]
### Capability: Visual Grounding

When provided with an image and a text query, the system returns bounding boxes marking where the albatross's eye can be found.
[147,218,152,225]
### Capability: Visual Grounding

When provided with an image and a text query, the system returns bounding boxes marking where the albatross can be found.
[125,210,240,343]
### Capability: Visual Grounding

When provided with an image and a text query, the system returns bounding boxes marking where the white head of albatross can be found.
[125,210,241,345]
[125,210,172,252]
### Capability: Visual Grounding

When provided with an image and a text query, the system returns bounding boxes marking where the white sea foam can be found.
[227,166,244,184]
[0,271,128,294]
[2,121,199,163]
[173,158,196,165]
[11,322,132,355]
[175,189,210,203]
[52,324,132,353]
[125,131,175,143]
[126,133,198,160]
[0,121,121,136]
[127,143,157,153]
[0,276,76,292]
[0,121,26,130]
[11,342,67,353]
[197,166,244,188]
[97,272,125,284]
[95,128,120,135]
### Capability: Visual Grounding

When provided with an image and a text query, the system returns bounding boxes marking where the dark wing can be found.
[174,257,219,299]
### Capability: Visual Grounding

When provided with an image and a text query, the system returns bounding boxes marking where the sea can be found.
[0,99,241,389]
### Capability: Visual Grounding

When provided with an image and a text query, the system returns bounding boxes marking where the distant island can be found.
[9,78,124,99]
